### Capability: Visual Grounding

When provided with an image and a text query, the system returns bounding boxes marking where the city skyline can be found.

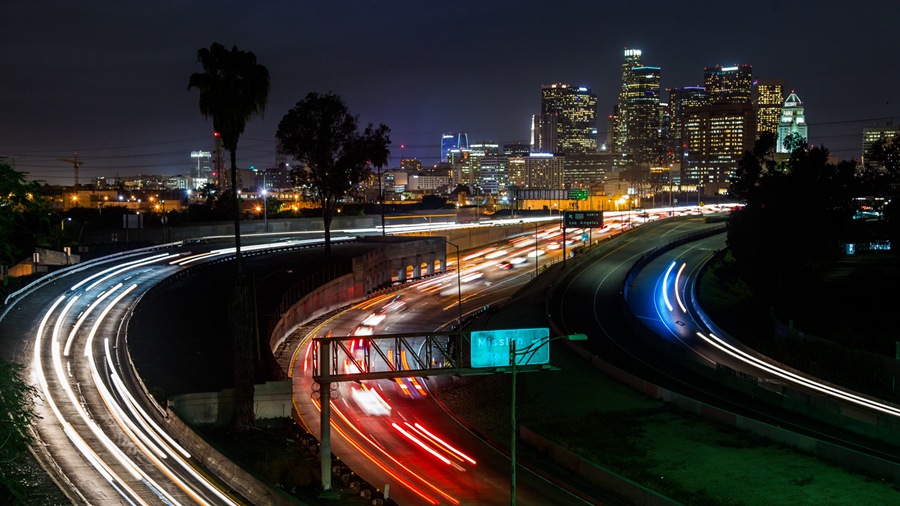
[2,1,899,185]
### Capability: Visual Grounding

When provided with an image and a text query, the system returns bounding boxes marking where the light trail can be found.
[391,422,453,465]
[409,422,477,465]
[70,253,172,291]
[662,261,677,311]
[674,262,687,313]
[696,331,900,419]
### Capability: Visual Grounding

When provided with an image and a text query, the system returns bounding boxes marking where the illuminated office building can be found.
[861,126,898,168]
[478,155,509,195]
[507,157,527,187]
[626,65,662,165]
[612,48,644,156]
[610,49,664,166]
[531,113,558,153]
[776,92,808,153]
[667,87,710,160]
[684,103,756,191]
[704,64,753,105]
[755,79,784,138]
[441,132,469,162]
[540,83,598,155]
[469,142,500,156]
[524,153,564,189]
[503,141,531,158]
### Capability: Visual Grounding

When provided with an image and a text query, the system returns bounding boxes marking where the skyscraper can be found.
[704,64,753,105]
[611,49,664,167]
[667,87,709,164]
[624,65,662,165]
[684,103,756,192]
[441,132,469,162]
[540,83,598,155]
[776,92,808,153]
[862,126,899,168]
[530,113,558,154]
[755,79,784,138]
[612,48,644,157]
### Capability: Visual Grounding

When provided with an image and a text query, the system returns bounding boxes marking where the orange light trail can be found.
[313,399,460,505]
[313,400,439,505]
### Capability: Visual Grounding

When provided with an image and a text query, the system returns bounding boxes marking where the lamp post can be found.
[509,332,587,505]
[533,222,539,278]
[161,199,167,242]
[261,189,268,233]
[58,216,71,251]
[446,240,463,328]
[377,165,386,236]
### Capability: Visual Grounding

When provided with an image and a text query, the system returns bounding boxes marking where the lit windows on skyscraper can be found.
[540,83,598,155]
[704,64,753,105]
[755,79,784,137]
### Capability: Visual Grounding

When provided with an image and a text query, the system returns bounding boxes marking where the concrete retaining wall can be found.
[169,381,293,426]
[164,408,298,505]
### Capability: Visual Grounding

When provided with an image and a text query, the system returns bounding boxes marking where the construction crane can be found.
[57,153,84,192]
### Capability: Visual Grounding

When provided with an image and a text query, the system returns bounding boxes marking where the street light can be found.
[58,217,72,250]
[260,189,268,233]
[446,240,463,328]
[509,332,587,505]
[160,199,167,242]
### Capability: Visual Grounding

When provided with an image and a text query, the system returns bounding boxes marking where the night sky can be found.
[2,1,898,185]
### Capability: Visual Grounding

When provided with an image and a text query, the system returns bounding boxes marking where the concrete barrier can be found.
[163,408,300,505]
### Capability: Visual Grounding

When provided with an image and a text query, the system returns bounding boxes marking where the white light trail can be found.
[674,263,688,313]
[696,332,900,418]
[662,261,676,311]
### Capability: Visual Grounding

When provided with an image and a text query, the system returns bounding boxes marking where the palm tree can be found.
[188,42,270,272]
[363,124,391,235]
[189,43,269,429]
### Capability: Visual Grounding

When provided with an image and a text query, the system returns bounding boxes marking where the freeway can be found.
[5,235,354,504]
[623,232,900,463]
[287,222,606,505]
[15,246,244,504]
[2,208,698,504]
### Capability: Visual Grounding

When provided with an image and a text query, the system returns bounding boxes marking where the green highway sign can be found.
[563,210,603,228]
[470,328,550,368]
[567,189,588,201]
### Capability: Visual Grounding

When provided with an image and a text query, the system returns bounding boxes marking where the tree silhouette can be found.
[276,92,390,256]
[0,158,50,266]
[0,358,38,502]
[727,138,857,303]
[189,43,269,429]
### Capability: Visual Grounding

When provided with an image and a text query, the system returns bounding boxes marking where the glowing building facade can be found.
[755,79,784,138]
[776,92,808,153]
[540,83,598,155]
[684,103,756,191]
[441,132,469,162]
[704,64,753,105]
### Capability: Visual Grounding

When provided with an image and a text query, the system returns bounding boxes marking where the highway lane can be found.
[624,232,900,462]
[20,248,245,504]
[8,235,351,504]
[5,212,658,504]
[289,225,600,505]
